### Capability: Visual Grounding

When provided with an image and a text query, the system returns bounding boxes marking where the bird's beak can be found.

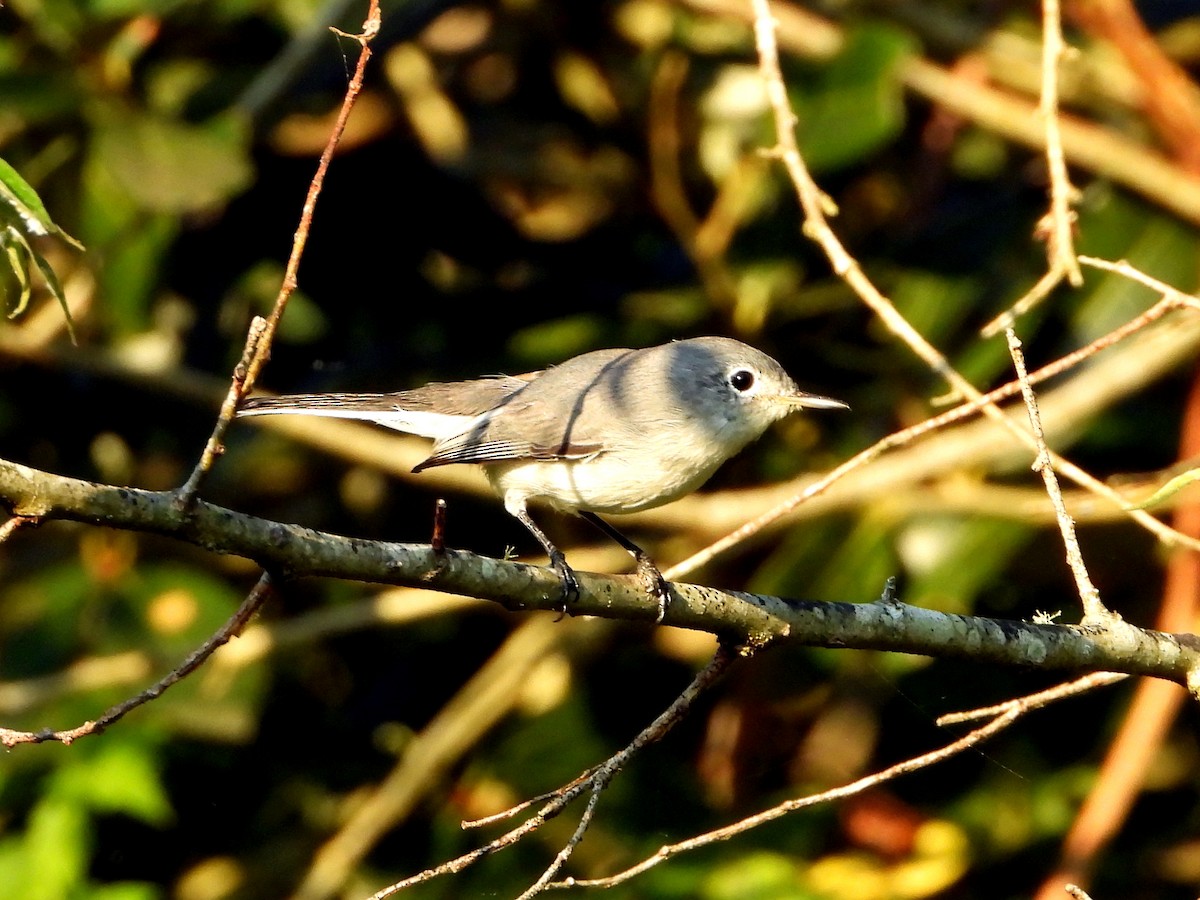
[785,391,850,411]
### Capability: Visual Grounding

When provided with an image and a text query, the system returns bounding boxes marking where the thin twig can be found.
[233,0,365,124]
[990,253,1200,338]
[1006,329,1110,623]
[514,785,605,900]
[1032,359,1200,900]
[0,573,276,747]
[685,0,1200,224]
[462,766,601,829]
[293,617,571,900]
[1078,255,1200,304]
[0,587,487,717]
[175,2,382,505]
[555,659,1101,889]
[672,292,1200,579]
[981,262,1068,338]
[746,0,1200,570]
[937,671,1126,726]
[175,315,267,505]
[367,645,739,898]
[0,514,38,543]
[1038,0,1082,285]
[981,0,1081,336]
[430,499,448,553]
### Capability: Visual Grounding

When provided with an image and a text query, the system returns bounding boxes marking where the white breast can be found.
[486,421,746,515]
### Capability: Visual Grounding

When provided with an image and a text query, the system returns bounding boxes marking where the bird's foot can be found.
[549,550,581,620]
[635,554,672,623]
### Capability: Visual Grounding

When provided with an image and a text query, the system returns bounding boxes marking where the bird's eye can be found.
[729,369,755,392]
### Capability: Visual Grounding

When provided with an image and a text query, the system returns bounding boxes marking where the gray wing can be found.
[414,399,604,470]
[414,348,636,470]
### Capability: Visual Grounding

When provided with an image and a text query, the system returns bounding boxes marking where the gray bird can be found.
[238,337,847,619]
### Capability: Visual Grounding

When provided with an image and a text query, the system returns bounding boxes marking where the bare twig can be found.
[514,785,605,900]
[1006,329,1111,623]
[674,258,1200,580]
[988,252,1200,338]
[367,645,739,898]
[0,514,38,543]
[982,0,1082,335]
[430,498,448,553]
[1038,0,1082,284]
[677,0,1200,225]
[937,671,1126,725]
[293,616,572,900]
[555,663,1107,889]
[462,766,602,830]
[175,315,267,505]
[247,7,379,391]
[0,573,275,747]
[233,0,366,124]
[0,587,489,718]
[1078,255,1200,303]
[1032,357,1200,900]
[175,2,382,505]
[981,262,1067,337]
[747,0,1200,566]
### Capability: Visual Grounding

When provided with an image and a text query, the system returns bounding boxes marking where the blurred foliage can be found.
[2,0,1200,898]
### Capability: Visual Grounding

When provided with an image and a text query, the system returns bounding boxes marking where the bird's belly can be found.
[487,452,722,515]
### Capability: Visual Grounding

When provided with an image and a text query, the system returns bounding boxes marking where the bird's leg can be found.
[508,503,580,613]
[580,512,672,623]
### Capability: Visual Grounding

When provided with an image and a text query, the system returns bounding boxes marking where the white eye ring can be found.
[729,368,756,393]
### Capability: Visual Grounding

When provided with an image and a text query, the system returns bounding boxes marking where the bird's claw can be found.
[635,555,672,623]
[549,551,580,621]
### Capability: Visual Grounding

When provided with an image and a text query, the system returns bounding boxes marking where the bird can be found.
[237,336,847,620]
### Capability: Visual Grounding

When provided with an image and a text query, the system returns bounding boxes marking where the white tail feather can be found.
[238,402,476,441]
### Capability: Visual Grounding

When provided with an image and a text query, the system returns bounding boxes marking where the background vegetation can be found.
[1,0,1200,898]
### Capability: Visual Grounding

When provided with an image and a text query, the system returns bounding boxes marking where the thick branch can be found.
[2,458,1198,687]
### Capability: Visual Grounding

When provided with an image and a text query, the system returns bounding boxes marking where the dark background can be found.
[0,1,1198,898]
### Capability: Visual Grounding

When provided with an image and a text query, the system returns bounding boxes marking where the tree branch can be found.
[3,457,1198,690]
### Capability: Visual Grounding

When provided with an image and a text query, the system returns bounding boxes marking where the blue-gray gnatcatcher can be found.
[238,336,846,619]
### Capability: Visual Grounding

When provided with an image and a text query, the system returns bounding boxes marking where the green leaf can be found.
[0,158,82,337]
[1128,467,1200,510]
[88,0,189,18]
[22,798,90,900]
[0,221,78,342]
[1,233,32,317]
[508,314,609,366]
[0,840,29,900]
[702,852,815,900]
[0,157,83,248]
[794,24,916,172]
[0,157,56,237]
[85,884,162,900]
[50,742,174,826]
[91,112,253,214]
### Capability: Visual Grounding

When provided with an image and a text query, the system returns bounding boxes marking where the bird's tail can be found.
[238,393,468,439]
